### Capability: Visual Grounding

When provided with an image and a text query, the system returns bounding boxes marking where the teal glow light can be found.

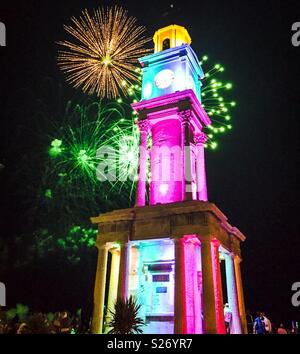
[140,45,203,102]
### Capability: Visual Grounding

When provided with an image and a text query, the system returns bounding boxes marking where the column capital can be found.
[196,235,213,244]
[117,241,131,253]
[225,251,235,260]
[96,242,110,251]
[178,109,192,124]
[211,238,221,248]
[194,132,208,146]
[118,240,130,246]
[172,236,186,245]
[180,235,201,245]
[234,255,243,264]
[109,247,121,255]
[137,119,150,133]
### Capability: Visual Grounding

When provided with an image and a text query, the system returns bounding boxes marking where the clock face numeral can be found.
[154,69,175,89]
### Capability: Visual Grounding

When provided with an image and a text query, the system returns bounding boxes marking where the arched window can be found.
[162,38,170,51]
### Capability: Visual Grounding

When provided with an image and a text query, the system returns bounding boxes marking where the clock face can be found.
[154,69,175,89]
[143,82,153,99]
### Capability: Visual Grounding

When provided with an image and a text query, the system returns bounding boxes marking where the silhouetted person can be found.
[246,310,254,334]
[253,312,266,334]
[224,303,232,334]
[262,312,272,334]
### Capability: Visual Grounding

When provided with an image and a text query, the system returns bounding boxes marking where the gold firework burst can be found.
[58,6,151,98]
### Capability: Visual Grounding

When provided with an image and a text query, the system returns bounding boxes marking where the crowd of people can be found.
[0,308,89,334]
[224,304,298,334]
[248,311,298,335]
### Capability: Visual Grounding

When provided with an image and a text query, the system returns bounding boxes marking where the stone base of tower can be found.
[91,200,247,335]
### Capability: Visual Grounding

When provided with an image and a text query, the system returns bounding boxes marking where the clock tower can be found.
[91,25,247,336]
[133,24,210,206]
[141,25,203,102]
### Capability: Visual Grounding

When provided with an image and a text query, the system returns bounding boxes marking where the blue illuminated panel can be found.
[139,45,204,102]
[156,287,168,294]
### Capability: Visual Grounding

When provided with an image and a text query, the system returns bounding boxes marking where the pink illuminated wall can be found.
[150,119,183,205]
[184,236,202,334]
[130,35,213,333]
[133,90,210,207]
[211,240,226,334]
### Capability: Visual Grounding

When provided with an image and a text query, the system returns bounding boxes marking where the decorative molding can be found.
[132,89,211,127]
[137,120,150,133]
[178,109,192,124]
[194,132,208,145]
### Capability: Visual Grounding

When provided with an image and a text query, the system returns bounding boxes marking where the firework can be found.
[46,56,236,208]
[45,86,143,207]
[48,102,126,186]
[200,55,236,150]
[58,6,151,98]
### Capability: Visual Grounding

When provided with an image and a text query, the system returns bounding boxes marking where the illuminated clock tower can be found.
[91,25,247,335]
[133,25,210,206]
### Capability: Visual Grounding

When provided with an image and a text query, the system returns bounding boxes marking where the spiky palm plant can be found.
[108,296,145,334]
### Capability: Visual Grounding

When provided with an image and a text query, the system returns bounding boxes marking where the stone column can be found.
[184,239,195,333]
[194,132,208,202]
[185,238,202,334]
[225,253,242,334]
[137,244,146,319]
[106,248,121,326]
[200,239,217,334]
[211,240,226,334]
[117,242,131,300]
[174,237,187,334]
[179,110,193,201]
[194,243,203,334]
[91,243,109,334]
[135,120,149,207]
[234,256,248,334]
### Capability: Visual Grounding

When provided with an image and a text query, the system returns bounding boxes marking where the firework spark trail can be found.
[58,6,152,98]
[46,85,144,205]
[48,55,236,201]
[199,56,236,150]
[55,30,236,202]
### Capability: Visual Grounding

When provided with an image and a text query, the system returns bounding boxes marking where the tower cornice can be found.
[139,44,204,80]
[132,89,211,128]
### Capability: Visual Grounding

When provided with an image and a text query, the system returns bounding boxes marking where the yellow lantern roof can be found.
[153,24,192,53]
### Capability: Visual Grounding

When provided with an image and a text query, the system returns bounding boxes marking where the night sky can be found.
[1,0,300,324]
